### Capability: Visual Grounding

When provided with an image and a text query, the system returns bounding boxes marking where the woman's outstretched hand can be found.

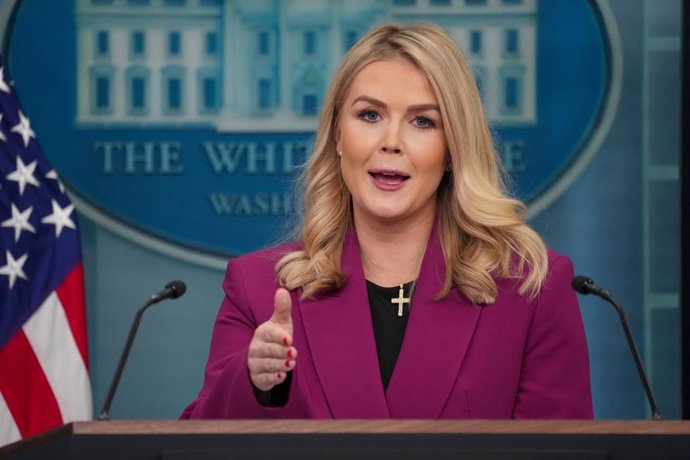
[247,288,297,392]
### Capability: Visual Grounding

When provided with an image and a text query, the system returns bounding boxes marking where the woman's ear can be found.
[334,129,342,157]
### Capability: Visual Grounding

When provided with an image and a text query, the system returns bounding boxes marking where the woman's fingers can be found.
[254,322,292,347]
[251,370,289,392]
[248,356,295,374]
[248,355,295,392]
[271,288,293,328]
[248,339,297,360]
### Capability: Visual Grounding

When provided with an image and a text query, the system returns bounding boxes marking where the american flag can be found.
[0,57,92,446]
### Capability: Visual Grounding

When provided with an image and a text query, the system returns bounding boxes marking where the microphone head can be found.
[165,280,187,299]
[571,275,595,295]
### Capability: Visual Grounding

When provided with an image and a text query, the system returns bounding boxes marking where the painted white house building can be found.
[75,0,536,131]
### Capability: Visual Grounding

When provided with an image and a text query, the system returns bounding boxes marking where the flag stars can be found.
[11,111,36,148]
[2,204,36,242]
[41,200,76,237]
[0,114,7,142]
[6,156,40,195]
[0,67,10,93]
[46,169,65,194]
[0,251,29,289]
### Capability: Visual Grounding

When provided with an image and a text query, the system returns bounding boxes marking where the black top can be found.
[366,280,413,392]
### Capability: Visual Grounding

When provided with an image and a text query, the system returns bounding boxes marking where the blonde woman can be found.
[182,23,592,419]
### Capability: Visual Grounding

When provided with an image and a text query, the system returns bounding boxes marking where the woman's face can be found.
[337,57,448,227]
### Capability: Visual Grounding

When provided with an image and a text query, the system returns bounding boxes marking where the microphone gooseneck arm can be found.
[605,294,662,421]
[98,298,156,421]
[572,276,662,420]
[98,280,187,421]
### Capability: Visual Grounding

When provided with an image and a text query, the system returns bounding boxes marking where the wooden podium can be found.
[2,420,690,460]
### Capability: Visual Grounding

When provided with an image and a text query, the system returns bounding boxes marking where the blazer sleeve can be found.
[512,253,594,419]
[180,257,287,419]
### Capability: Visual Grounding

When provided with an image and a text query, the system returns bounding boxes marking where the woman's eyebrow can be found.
[351,95,440,112]
[351,95,386,107]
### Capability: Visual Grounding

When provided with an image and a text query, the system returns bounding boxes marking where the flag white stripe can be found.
[23,293,92,422]
[0,391,22,446]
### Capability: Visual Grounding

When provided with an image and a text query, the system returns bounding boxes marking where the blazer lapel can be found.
[385,233,482,418]
[298,229,390,418]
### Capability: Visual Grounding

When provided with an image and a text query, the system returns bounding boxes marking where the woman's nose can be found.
[380,124,402,154]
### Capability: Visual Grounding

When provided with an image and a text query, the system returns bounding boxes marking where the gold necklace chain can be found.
[361,250,423,317]
[360,247,424,285]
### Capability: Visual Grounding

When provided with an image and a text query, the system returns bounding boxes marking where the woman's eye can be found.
[358,109,380,122]
[414,116,436,129]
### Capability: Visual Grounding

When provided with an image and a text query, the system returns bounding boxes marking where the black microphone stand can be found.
[573,276,662,420]
[576,290,662,420]
[98,281,186,420]
[599,292,662,420]
[98,297,159,420]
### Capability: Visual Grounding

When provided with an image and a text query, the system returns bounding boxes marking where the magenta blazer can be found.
[181,229,593,419]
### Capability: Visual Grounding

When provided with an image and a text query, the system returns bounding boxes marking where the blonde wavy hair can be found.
[276,23,548,304]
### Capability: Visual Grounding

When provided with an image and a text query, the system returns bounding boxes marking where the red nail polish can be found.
[287,349,294,359]
[282,337,290,346]
[277,372,284,380]
[285,359,291,367]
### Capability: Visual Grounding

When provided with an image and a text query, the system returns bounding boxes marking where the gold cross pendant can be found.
[391,284,411,317]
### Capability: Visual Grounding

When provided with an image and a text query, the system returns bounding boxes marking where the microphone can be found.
[150,280,186,302]
[98,280,187,420]
[571,276,662,420]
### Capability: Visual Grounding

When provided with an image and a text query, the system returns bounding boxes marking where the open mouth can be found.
[369,170,411,184]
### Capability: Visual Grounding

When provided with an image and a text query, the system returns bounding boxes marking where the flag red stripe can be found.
[0,330,63,438]
[55,263,89,369]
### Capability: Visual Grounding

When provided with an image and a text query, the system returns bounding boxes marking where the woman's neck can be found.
[355,213,434,287]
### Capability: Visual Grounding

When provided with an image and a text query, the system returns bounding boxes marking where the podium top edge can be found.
[65,419,690,436]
